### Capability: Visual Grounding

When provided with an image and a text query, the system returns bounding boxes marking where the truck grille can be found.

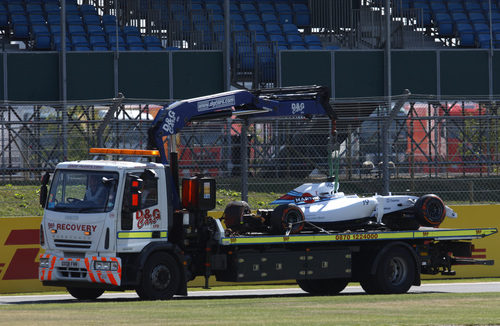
[54,239,92,249]
[58,267,88,279]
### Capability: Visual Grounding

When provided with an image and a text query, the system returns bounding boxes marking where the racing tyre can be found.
[67,287,105,300]
[297,278,349,295]
[136,252,180,300]
[363,246,415,294]
[414,194,446,227]
[271,204,305,234]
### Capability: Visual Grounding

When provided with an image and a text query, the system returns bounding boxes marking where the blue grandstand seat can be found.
[451,12,469,23]
[261,13,279,24]
[244,13,261,24]
[26,4,43,15]
[464,1,482,13]
[92,45,108,51]
[254,33,268,43]
[110,45,127,51]
[258,3,275,14]
[123,25,141,37]
[83,15,101,26]
[234,33,251,46]
[473,22,490,33]
[256,45,275,82]
[230,3,239,13]
[53,35,72,51]
[0,5,7,28]
[80,4,97,16]
[206,3,222,14]
[144,35,162,50]
[413,1,432,26]
[469,12,487,24]
[102,14,117,26]
[304,34,322,47]
[28,13,45,24]
[44,4,59,15]
[230,13,244,24]
[265,23,282,35]
[66,14,82,25]
[32,24,51,50]
[492,23,500,34]
[68,24,86,37]
[8,4,25,15]
[237,45,254,71]
[282,23,300,36]
[290,45,307,50]
[269,34,288,46]
[71,35,89,48]
[87,25,105,37]
[307,44,323,49]
[292,3,310,26]
[495,33,500,48]
[434,13,453,36]
[430,1,448,14]
[477,33,491,48]
[104,24,123,37]
[128,45,145,51]
[108,34,126,48]
[275,3,293,24]
[447,2,465,13]
[456,23,475,46]
[89,35,106,48]
[126,35,143,48]
[209,13,224,23]
[240,3,257,14]
[231,23,246,32]
[11,14,29,39]
[65,4,79,15]
[47,14,60,25]
[248,23,265,35]
[286,34,305,46]
[487,11,500,23]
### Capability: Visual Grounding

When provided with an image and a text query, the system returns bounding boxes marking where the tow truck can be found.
[38,86,497,300]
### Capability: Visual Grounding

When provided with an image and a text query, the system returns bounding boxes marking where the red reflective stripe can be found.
[40,269,45,281]
[96,270,107,284]
[110,257,122,278]
[85,258,97,283]
[107,271,118,286]
[50,256,57,269]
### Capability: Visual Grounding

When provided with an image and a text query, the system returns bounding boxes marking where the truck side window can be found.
[141,172,158,208]
[121,174,138,230]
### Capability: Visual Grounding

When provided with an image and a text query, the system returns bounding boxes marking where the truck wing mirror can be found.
[39,172,50,208]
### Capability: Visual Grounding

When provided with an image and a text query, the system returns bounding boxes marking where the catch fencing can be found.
[1,94,499,216]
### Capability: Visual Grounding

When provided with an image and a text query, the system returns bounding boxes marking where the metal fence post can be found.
[241,119,249,202]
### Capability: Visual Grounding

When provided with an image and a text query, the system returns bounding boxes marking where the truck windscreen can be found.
[46,170,119,213]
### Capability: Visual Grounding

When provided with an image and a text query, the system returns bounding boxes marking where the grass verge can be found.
[1,292,499,325]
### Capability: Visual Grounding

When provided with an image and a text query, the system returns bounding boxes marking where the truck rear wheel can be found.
[361,247,415,294]
[136,252,180,300]
[297,278,349,295]
[67,287,105,300]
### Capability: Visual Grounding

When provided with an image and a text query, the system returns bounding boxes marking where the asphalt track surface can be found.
[1,282,499,305]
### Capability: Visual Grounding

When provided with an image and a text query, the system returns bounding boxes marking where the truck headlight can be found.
[94,261,119,271]
[39,258,49,268]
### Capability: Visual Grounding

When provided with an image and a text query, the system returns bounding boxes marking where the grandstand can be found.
[0,0,499,87]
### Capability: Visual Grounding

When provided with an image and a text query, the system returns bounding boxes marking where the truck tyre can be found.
[362,247,415,294]
[271,204,305,234]
[297,278,349,295]
[136,252,180,300]
[414,194,446,227]
[67,287,105,300]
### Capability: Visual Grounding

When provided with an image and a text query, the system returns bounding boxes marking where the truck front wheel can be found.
[361,247,415,294]
[296,278,349,295]
[136,252,180,300]
[67,287,105,300]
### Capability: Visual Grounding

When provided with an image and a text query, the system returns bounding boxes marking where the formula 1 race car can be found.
[223,182,457,235]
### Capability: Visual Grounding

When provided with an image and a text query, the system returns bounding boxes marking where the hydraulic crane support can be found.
[148,85,335,164]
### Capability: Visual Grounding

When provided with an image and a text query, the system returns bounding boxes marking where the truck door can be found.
[118,169,167,252]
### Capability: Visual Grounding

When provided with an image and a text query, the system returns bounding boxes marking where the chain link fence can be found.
[1,95,499,216]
